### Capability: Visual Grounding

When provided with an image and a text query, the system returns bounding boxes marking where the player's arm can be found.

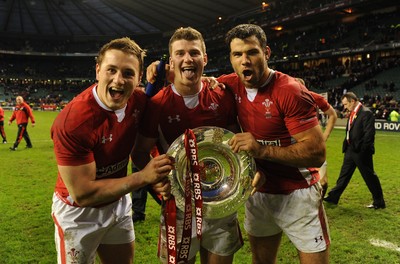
[8,112,15,125]
[229,125,325,168]
[322,106,337,142]
[131,133,171,198]
[146,60,174,84]
[147,60,225,89]
[58,154,173,207]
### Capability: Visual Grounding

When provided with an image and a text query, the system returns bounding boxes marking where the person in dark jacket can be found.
[324,92,385,209]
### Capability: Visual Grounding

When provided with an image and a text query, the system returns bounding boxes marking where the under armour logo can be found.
[132,109,139,117]
[314,236,324,243]
[235,94,242,103]
[132,109,140,123]
[168,115,181,123]
[101,134,113,144]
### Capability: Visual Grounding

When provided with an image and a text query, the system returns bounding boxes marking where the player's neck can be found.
[252,69,274,89]
[174,82,202,96]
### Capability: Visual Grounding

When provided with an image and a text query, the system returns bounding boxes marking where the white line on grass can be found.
[370,238,400,252]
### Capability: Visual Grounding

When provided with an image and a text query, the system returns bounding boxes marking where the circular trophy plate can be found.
[167,126,256,219]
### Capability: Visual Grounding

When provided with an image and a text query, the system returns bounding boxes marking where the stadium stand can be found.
[0,0,398,115]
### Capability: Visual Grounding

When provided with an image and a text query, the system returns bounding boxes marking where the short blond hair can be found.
[169,27,206,55]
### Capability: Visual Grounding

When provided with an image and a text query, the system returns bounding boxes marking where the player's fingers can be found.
[214,81,225,90]
[146,60,160,83]
[250,171,264,196]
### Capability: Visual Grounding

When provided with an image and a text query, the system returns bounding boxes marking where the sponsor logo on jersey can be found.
[97,158,129,178]
[257,139,281,146]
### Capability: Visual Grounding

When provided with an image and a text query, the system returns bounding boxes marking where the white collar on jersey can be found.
[245,69,275,102]
[92,85,126,122]
[171,82,204,109]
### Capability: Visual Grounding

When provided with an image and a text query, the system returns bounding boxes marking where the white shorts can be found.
[244,185,330,253]
[158,208,243,263]
[51,193,135,264]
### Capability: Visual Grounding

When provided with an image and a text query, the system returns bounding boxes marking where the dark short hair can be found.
[225,24,267,48]
[342,92,359,102]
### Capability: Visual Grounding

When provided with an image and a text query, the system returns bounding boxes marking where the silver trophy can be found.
[167,126,256,219]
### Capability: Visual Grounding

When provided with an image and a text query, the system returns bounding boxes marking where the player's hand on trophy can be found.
[228,132,263,158]
[142,154,174,185]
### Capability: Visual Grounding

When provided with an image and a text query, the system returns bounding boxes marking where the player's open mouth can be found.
[242,70,253,81]
[109,87,124,99]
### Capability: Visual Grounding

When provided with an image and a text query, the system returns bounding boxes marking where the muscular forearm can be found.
[260,140,326,168]
[60,155,172,207]
[67,171,149,207]
[229,127,326,168]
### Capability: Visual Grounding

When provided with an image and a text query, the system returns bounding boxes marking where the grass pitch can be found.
[0,111,399,263]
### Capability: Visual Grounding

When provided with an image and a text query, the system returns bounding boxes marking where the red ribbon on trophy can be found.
[164,198,177,264]
[165,129,203,264]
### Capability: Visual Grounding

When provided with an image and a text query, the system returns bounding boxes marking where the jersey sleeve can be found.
[277,78,319,135]
[26,103,35,123]
[310,91,330,112]
[51,104,95,166]
[217,73,241,93]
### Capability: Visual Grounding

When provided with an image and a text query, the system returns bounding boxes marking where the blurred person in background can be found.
[296,78,338,198]
[389,108,399,122]
[311,90,337,198]
[0,105,7,143]
[8,96,35,150]
[324,92,385,209]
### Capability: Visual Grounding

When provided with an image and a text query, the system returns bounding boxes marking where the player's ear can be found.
[203,53,208,66]
[95,63,100,81]
[264,46,271,61]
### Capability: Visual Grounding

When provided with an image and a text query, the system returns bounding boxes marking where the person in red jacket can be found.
[0,106,7,143]
[8,96,35,150]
